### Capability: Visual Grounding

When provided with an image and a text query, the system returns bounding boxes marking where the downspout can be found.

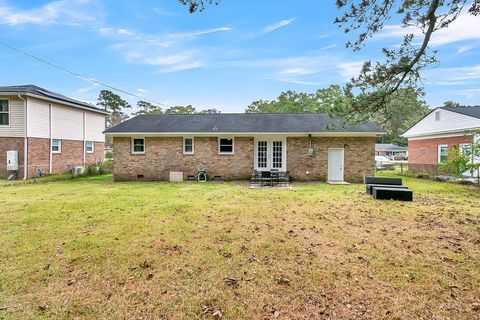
[83,112,86,165]
[49,104,52,174]
[18,95,27,179]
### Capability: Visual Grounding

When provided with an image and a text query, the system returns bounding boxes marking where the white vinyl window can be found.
[183,137,194,154]
[0,100,9,126]
[86,141,94,153]
[459,143,472,156]
[218,138,234,154]
[132,138,145,154]
[52,139,61,153]
[438,144,448,163]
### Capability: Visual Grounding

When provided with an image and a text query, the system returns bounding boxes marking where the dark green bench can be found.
[372,187,413,201]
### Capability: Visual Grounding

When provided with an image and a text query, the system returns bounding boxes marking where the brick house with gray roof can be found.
[0,85,107,179]
[105,113,384,182]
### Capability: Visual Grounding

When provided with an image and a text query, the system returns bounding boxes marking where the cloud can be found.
[453,88,480,98]
[375,11,480,47]
[226,52,364,85]
[257,18,295,36]
[102,27,231,73]
[0,0,99,26]
[337,62,364,81]
[137,88,149,94]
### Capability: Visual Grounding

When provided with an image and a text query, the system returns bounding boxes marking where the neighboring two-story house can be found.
[403,106,480,174]
[0,85,107,179]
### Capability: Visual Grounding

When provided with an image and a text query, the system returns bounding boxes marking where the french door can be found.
[254,138,286,171]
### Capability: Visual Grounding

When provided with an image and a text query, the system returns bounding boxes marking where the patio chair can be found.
[250,170,260,186]
[260,170,272,186]
[280,171,290,187]
[270,168,280,186]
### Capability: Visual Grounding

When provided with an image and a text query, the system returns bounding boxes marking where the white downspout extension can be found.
[49,104,53,174]
[18,95,27,179]
[83,112,86,165]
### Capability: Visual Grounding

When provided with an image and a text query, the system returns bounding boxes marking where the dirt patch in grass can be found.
[0,176,479,319]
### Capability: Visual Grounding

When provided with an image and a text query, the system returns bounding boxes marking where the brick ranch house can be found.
[105,113,384,182]
[0,85,107,179]
[403,106,480,174]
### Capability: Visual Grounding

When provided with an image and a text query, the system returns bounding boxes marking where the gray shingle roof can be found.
[105,113,385,134]
[375,144,407,151]
[0,85,106,113]
[440,106,480,119]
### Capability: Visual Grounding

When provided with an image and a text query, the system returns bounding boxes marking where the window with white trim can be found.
[183,137,194,154]
[435,111,441,121]
[86,141,94,153]
[459,143,472,156]
[52,139,61,153]
[218,138,234,154]
[132,138,145,154]
[438,144,448,163]
[0,100,9,125]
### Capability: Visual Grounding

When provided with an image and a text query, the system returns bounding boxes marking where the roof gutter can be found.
[104,131,385,137]
[0,92,108,115]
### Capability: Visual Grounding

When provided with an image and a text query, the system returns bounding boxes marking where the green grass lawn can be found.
[1,175,479,319]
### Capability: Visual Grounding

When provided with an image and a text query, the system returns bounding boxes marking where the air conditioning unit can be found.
[7,151,19,171]
[74,166,85,176]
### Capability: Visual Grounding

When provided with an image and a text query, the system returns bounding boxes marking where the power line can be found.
[0,40,168,107]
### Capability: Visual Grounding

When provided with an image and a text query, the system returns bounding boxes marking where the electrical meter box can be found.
[7,150,19,171]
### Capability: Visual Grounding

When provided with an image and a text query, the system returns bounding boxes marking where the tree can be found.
[199,108,221,114]
[181,0,480,120]
[97,90,131,129]
[245,86,352,113]
[133,101,163,116]
[371,88,430,145]
[164,105,198,114]
[442,101,462,108]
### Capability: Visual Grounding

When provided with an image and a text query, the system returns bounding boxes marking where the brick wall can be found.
[85,141,105,164]
[28,138,50,178]
[0,137,24,179]
[113,137,254,181]
[113,136,375,182]
[288,137,375,182]
[408,135,473,173]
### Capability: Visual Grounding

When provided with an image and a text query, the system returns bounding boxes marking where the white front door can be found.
[328,148,344,181]
[255,138,286,171]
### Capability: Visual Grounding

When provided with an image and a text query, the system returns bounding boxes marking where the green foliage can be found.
[199,108,221,114]
[245,85,352,114]
[442,101,462,108]
[97,90,131,129]
[439,147,470,176]
[81,162,113,177]
[104,150,113,161]
[165,105,197,114]
[133,101,163,116]
[372,88,430,145]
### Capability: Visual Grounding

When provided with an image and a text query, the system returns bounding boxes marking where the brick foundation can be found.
[0,137,25,179]
[408,135,473,173]
[113,136,375,182]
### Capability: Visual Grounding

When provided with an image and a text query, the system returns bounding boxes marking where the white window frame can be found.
[438,144,448,163]
[52,139,62,154]
[131,137,145,155]
[459,143,472,156]
[218,137,234,155]
[86,141,95,154]
[0,99,10,127]
[183,137,194,154]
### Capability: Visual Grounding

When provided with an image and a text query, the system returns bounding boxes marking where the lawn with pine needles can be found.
[0,175,479,319]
